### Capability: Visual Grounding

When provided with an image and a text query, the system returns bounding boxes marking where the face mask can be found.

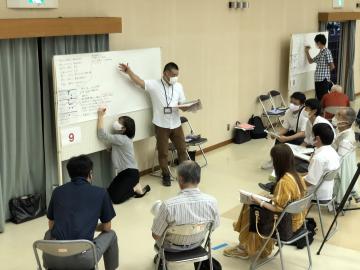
[112,121,124,131]
[332,117,348,128]
[289,103,300,112]
[303,110,309,118]
[169,76,178,85]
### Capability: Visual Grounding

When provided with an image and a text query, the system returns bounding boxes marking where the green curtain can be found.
[345,21,356,101]
[40,34,112,202]
[0,38,45,232]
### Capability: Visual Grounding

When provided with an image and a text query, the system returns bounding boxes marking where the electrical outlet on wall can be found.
[227,124,231,131]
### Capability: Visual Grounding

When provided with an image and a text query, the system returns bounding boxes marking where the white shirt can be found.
[282,107,308,132]
[304,116,336,146]
[332,128,356,158]
[305,145,340,200]
[145,79,186,129]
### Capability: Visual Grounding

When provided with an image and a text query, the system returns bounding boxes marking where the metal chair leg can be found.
[198,145,208,167]
[277,234,285,270]
[316,201,326,239]
[305,234,312,270]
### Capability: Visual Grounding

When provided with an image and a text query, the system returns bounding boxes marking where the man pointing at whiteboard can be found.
[119,62,188,187]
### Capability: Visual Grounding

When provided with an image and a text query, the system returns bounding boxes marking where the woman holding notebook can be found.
[223,144,307,259]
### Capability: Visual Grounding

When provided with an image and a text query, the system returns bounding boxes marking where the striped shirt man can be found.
[152,188,220,250]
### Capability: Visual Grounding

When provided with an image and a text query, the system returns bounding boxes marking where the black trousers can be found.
[275,130,304,146]
[108,169,140,204]
[315,79,332,101]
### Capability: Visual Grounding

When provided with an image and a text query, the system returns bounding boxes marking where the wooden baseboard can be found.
[139,139,233,176]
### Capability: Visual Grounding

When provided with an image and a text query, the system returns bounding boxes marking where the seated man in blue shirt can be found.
[45,155,118,270]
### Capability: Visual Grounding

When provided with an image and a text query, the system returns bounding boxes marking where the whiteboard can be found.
[53,48,161,163]
[288,32,329,93]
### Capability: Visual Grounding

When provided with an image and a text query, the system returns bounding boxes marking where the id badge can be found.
[164,107,173,114]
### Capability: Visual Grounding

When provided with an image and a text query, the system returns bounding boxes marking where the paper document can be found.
[286,143,314,162]
[264,130,280,139]
[176,99,202,112]
[239,190,271,205]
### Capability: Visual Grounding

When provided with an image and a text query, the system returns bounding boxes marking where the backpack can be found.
[291,217,317,249]
[248,115,267,139]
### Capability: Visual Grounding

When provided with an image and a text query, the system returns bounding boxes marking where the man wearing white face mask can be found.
[301,98,335,148]
[119,62,188,187]
[274,92,307,145]
[261,92,307,170]
[332,107,360,203]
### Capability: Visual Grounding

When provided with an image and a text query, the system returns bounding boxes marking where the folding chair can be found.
[251,194,314,270]
[258,94,286,131]
[154,222,214,270]
[181,116,208,167]
[307,169,339,241]
[268,90,288,111]
[33,239,98,270]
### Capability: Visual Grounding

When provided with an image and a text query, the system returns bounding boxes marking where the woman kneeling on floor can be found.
[224,143,307,259]
[97,108,151,204]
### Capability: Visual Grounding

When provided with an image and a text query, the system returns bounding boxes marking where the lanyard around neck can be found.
[161,79,174,107]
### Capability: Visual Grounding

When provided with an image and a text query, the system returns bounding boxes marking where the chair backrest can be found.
[33,240,98,270]
[312,169,339,195]
[159,222,213,247]
[268,90,287,109]
[283,194,314,215]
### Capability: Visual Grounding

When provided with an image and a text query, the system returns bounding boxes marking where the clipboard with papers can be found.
[175,99,202,112]
[239,190,271,204]
[264,130,280,139]
[286,143,314,162]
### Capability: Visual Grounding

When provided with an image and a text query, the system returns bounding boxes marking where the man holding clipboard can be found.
[119,62,188,187]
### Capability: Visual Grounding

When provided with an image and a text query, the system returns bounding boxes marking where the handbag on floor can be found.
[249,205,293,241]
[9,193,45,224]
[194,257,222,270]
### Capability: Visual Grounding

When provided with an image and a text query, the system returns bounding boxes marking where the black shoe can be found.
[134,185,151,198]
[258,182,276,193]
[162,175,171,187]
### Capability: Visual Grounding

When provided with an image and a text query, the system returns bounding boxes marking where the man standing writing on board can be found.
[305,34,335,101]
[119,62,188,187]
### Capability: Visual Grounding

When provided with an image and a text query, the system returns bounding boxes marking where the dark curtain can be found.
[0,38,44,232]
[40,34,112,205]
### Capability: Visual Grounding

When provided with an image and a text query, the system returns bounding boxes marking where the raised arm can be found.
[305,46,314,64]
[119,63,145,89]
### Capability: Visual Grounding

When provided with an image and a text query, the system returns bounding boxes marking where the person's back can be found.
[46,155,118,270]
[49,178,113,240]
[151,161,220,252]
[322,86,349,119]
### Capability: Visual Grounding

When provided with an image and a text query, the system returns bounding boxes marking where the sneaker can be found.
[258,182,276,193]
[223,246,249,259]
[162,175,171,187]
[261,160,273,170]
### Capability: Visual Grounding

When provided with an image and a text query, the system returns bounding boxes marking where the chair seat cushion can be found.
[164,246,208,262]
[187,138,208,145]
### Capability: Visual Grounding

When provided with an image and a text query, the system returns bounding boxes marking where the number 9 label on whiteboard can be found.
[61,127,82,146]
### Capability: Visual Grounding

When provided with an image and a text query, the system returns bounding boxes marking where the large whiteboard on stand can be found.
[288,32,328,93]
[53,48,161,163]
